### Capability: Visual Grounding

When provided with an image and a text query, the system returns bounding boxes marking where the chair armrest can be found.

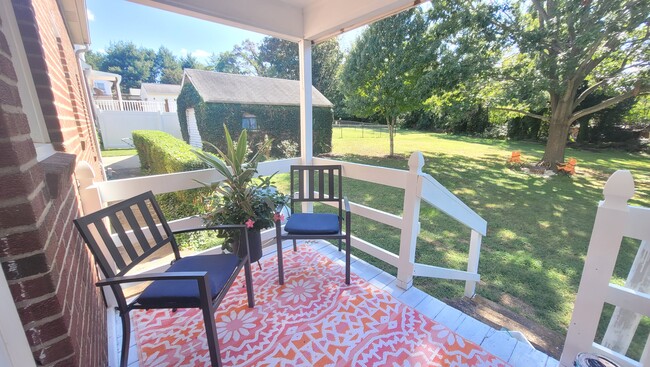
[96,271,208,287]
[171,224,247,236]
[343,196,351,214]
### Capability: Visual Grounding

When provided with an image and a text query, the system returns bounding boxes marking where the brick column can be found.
[0,1,107,366]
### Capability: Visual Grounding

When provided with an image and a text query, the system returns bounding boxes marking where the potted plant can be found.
[193,125,287,263]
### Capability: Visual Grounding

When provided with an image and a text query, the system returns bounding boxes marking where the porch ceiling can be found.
[129,0,425,43]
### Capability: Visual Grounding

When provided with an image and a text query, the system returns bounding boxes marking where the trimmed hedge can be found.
[132,130,208,222]
[132,130,205,174]
[177,83,333,156]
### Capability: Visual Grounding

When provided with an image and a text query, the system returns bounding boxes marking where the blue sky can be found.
[86,0,360,61]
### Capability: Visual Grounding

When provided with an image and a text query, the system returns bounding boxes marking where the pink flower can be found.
[245,219,255,228]
[273,213,285,222]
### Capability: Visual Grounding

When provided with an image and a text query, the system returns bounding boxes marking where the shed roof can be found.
[183,69,333,108]
[140,83,182,95]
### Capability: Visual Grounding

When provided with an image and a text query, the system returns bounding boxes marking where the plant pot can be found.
[233,229,263,263]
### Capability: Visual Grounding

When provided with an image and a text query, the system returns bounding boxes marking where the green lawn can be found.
[101,148,138,157]
[307,128,649,357]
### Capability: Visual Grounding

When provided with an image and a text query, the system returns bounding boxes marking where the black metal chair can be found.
[73,191,254,367]
[274,165,351,285]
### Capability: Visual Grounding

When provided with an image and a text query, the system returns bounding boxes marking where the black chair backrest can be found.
[73,191,180,279]
[290,165,343,218]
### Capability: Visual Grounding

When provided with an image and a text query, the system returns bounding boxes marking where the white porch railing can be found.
[79,152,486,296]
[560,170,650,367]
[95,99,177,113]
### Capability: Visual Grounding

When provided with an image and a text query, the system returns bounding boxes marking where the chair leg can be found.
[275,227,284,285]
[338,239,342,252]
[345,238,351,285]
[119,311,131,367]
[244,257,255,308]
[202,303,222,367]
[292,239,297,252]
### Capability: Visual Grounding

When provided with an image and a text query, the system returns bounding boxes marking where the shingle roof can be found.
[183,69,333,108]
[140,83,182,95]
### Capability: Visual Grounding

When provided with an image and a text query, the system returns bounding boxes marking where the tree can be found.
[180,54,206,70]
[341,8,429,156]
[96,41,156,92]
[208,51,246,74]
[435,0,650,166]
[153,46,182,84]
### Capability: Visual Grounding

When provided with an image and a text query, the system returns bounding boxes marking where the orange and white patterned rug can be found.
[133,245,508,366]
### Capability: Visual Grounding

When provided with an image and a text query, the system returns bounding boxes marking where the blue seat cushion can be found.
[284,213,340,235]
[136,254,240,308]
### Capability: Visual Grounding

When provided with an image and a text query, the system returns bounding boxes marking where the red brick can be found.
[51,355,76,367]
[0,227,48,257]
[0,111,31,139]
[0,53,17,81]
[0,32,10,55]
[1,252,49,281]
[0,164,44,199]
[9,272,55,302]
[33,334,75,366]
[0,78,22,107]
[24,317,68,346]
[0,190,47,228]
[0,138,36,169]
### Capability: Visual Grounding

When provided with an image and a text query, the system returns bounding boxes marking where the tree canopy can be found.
[428,0,650,165]
[341,8,430,156]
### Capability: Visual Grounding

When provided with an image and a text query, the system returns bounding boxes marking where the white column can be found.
[396,152,424,289]
[559,170,635,366]
[298,39,313,165]
[299,39,314,213]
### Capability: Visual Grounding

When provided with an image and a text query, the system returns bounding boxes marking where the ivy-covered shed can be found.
[178,69,334,156]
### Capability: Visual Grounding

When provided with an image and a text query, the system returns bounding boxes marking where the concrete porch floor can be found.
[114,240,559,367]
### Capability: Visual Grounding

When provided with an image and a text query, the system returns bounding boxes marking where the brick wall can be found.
[0,0,107,366]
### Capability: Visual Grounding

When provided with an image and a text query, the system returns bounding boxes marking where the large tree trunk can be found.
[542,121,571,166]
[541,98,574,168]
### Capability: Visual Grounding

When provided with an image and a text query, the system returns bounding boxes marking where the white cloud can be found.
[191,49,211,59]
[180,48,188,56]
[87,9,95,22]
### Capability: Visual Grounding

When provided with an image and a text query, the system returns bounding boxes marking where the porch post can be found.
[396,152,423,289]
[559,170,635,366]
[298,39,313,165]
[298,39,314,213]
[601,239,650,353]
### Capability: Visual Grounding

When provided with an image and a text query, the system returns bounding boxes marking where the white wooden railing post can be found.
[602,239,650,353]
[396,152,424,289]
[560,170,635,367]
[75,161,104,215]
[464,230,482,297]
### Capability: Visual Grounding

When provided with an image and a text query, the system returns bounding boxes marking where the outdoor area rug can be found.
[132,244,508,366]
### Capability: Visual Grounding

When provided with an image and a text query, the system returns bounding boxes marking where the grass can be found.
[303,128,649,358]
[101,148,137,157]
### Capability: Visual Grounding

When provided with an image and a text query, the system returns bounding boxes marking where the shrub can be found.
[132,130,208,222]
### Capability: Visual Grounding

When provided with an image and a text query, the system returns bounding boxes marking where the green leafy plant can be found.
[193,125,287,250]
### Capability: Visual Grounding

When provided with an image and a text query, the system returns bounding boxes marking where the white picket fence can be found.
[561,170,650,367]
[78,152,486,296]
[97,110,182,149]
[95,100,177,113]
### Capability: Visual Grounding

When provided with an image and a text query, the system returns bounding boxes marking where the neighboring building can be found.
[140,82,181,112]
[178,69,334,155]
[0,0,107,366]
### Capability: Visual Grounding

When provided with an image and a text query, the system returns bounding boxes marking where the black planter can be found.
[233,229,263,263]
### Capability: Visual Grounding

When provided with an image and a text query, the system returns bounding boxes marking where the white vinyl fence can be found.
[97,111,182,149]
